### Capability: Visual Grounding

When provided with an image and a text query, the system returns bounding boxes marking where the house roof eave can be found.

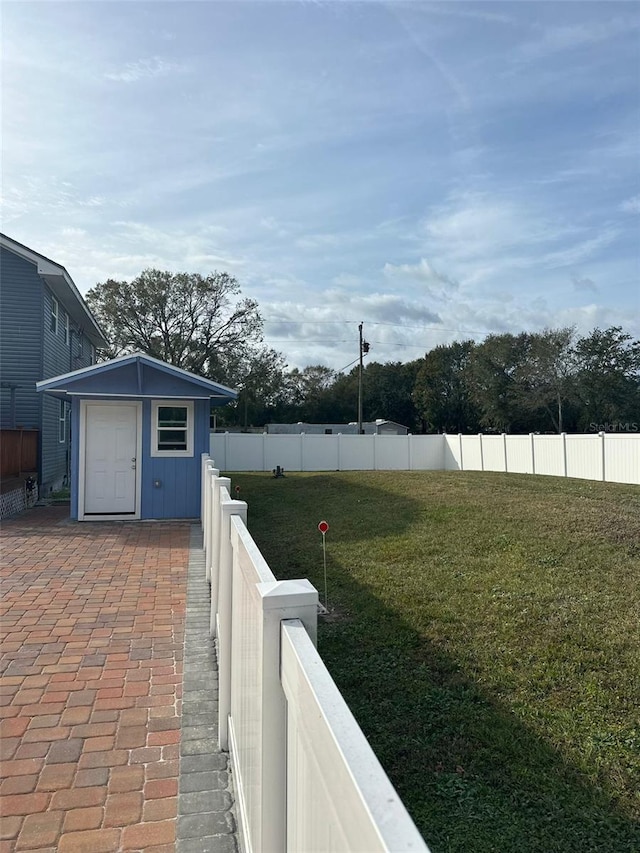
[0,233,108,348]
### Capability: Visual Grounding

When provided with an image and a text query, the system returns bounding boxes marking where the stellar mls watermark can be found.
[589,422,638,433]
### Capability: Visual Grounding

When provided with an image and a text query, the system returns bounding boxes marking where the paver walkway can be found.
[0,506,236,853]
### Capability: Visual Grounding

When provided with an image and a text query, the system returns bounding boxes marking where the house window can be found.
[77,336,83,358]
[151,401,194,457]
[59,401,67,443]
[51,297,59,334]
[90,344,95,365]
[64,314,70,345]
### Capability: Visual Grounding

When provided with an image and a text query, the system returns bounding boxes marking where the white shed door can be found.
[84,404,138,514]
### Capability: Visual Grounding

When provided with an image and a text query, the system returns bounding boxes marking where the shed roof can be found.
[36,352,238,404]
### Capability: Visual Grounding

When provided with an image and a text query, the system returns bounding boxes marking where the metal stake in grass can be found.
[317,520,329,610]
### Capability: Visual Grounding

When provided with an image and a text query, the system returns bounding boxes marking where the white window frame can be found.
[150,400,194,457]
[51,296,59,334]
[64,313,70,345]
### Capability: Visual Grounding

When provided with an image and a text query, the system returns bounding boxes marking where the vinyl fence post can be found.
[200,453,208,527]
[561,432,568,477]
[205,466,220,583]
[209,464,220,577]
[530,433,536,475]
[600,431,606,481]
[218,498,248,751]
[210,477,231,637]
[458,433,464,471]
[252,579,318,853]
[502,433,508,473]
[478,433,484,471]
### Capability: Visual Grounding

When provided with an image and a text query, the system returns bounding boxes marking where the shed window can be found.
[151,401,194,457]
[51,297,59,334]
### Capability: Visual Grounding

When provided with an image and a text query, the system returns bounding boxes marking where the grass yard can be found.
[231,470,640,853]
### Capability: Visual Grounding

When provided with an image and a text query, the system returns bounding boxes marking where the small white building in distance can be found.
[265,419,409,436]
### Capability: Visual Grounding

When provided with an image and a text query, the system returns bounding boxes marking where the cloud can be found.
[104,57,189,83]
[259,217,290,238]
[517,17,636,63]
[540,228,619,269]
[572,274,598,293]
[259,292,444,370]
[0,177,120,223]
[421,192,560,262]
[383,258,458,290]
[414,191,623,293]
[620,195,640,214]
[295,233,348,251]
[416,5,517,26]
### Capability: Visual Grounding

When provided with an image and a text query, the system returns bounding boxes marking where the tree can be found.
[413,341,480,433]
[469,333,533,433]
[86,269,263,384]
[362,361,421,430]
[572,327,640,429]
[514,328,577,433]
[219,347,288,429]
[284,365,338,422]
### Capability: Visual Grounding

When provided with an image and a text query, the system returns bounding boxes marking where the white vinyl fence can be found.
[201,455,430,853]
[211,431,639,485]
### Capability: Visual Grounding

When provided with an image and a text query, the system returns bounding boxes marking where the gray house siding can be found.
[0,247,43,430]
[0,245,98,492]
[40,285,95,491]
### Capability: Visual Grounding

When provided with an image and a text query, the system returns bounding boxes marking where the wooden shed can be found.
[37,352,236,520]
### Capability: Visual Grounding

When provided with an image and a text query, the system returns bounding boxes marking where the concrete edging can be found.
[177,526,238,853]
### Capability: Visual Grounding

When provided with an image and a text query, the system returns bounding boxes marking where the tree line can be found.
[87,269,640,435]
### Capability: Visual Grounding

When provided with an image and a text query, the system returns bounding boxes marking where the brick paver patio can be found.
[0,506,210,852]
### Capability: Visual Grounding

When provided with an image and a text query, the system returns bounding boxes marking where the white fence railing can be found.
[211,432,639,485]
[201,454,430,853]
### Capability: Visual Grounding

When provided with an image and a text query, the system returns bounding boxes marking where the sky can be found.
[2,0,639,372]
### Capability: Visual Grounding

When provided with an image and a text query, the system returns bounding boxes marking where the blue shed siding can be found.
[69,397,208,520]
[141,399,208,519]
[0,247,43,430]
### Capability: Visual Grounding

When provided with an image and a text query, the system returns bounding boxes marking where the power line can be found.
[263,319,488,335]
[263,338,352,344]
[338,355,360,372]
[262,338,450,350]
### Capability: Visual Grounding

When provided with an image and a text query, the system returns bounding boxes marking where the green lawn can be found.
[232,472,640,853]
[230,470,640,853]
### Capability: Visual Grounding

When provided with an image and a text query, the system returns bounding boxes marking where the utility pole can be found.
[357,323,370,435]
[358,323,363,435]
